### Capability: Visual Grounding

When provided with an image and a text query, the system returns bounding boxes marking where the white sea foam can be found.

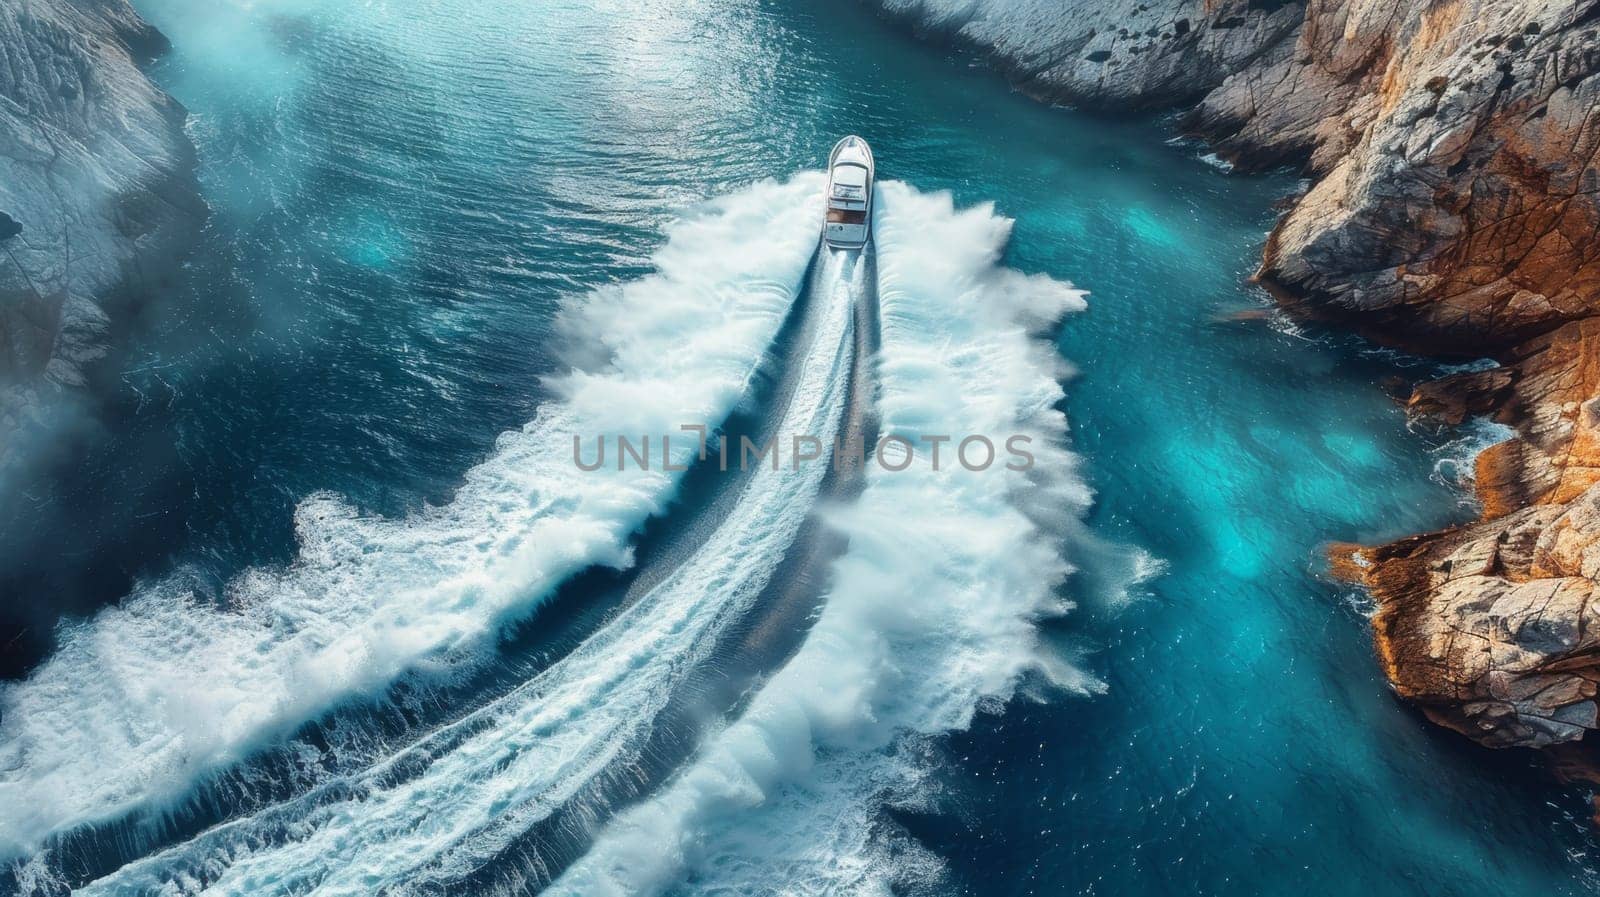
[0,173,824,860]
[548,180,1095,896]
[72,243,863,897]
[1431,415,1516,499]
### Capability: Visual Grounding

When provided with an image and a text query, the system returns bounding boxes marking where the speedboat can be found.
[823,136,874,249]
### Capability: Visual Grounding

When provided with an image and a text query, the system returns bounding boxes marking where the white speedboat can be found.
[823,136,874,249]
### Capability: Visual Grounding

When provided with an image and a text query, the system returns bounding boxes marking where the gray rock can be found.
[0,0,202,461]
[875,0,1301,110]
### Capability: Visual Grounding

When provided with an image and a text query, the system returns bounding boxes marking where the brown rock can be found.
[1355,322,1600,749]
[1244,1,1600,357]
[1406,367,1514,427]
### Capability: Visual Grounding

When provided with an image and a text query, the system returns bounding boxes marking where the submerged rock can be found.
[0,0,203,452]
[870,0,1600,752]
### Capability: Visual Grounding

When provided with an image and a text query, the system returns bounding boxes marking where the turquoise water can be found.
[1,0,1596,892]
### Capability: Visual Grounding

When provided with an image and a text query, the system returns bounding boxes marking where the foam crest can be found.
[548,180,1093,896]
[0,173,823,860]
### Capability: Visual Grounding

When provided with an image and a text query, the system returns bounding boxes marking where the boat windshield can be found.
[832,165,868,187]
[827,208,867,224]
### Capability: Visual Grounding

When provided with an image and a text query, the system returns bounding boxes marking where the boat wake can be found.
[0,174,823,868]
[5,177,1099,897]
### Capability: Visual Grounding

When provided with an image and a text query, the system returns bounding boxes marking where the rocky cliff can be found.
[872,0,1600,751]
[0,0,202,457]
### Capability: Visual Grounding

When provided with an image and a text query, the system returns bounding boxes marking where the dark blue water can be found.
[1,0,1595,892]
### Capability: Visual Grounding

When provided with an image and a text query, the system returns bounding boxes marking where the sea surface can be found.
[1,0,1597,894]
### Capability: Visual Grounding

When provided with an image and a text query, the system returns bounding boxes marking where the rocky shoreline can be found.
[872,0,1600,754]
[0,0,203,470]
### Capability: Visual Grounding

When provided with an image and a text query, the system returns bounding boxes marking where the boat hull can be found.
[823,136,874,249]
